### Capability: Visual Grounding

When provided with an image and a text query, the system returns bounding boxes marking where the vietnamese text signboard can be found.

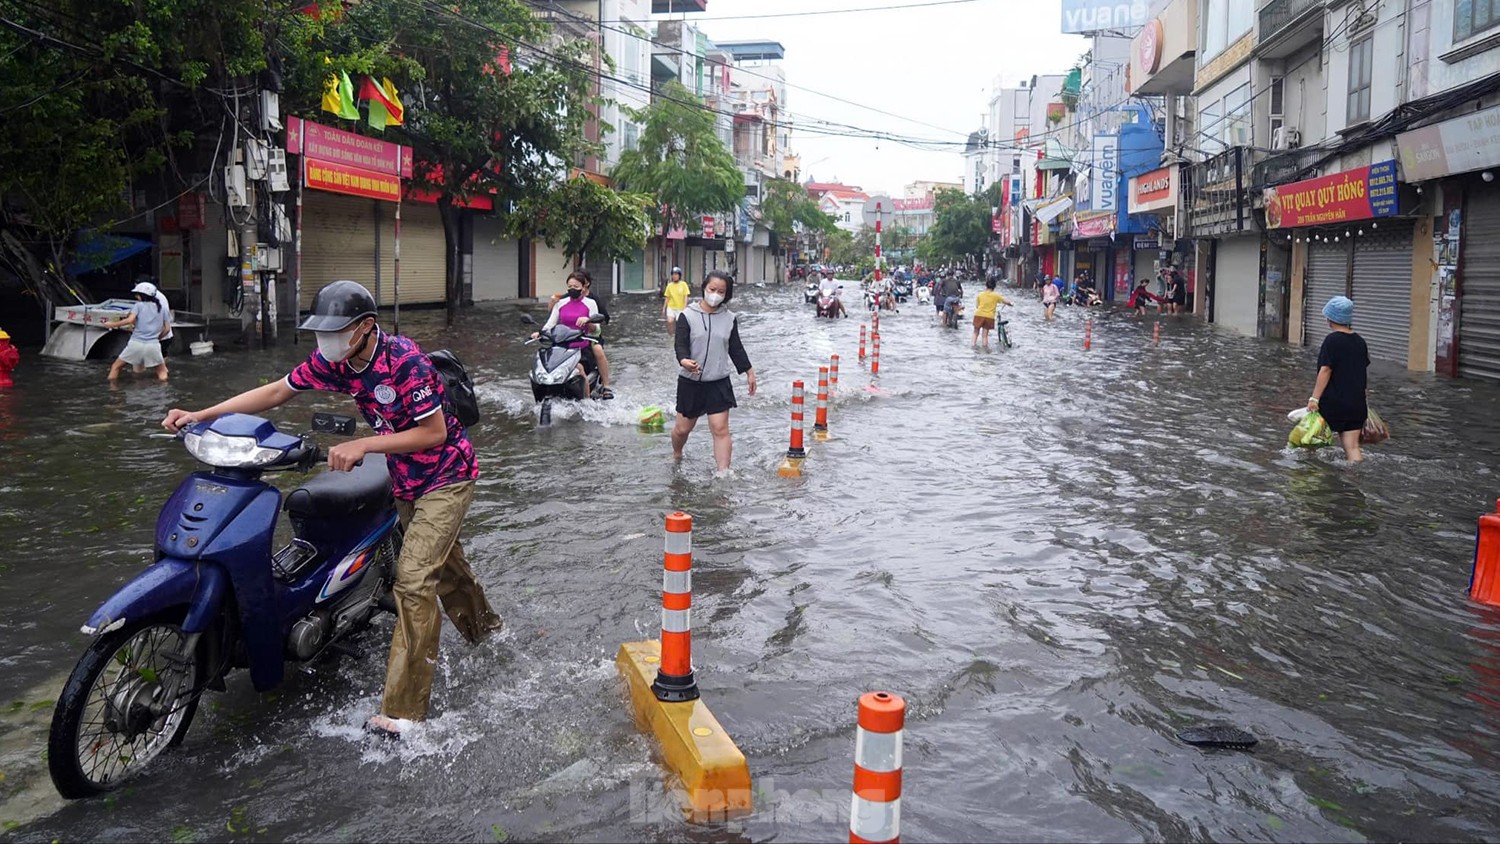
[288,115,413,178]
[1263,160,1398,229]
[306,159,402,202]
[1397,103,1500,181]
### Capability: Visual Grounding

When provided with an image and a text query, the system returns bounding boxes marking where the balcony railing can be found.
[1258,0,1324,45]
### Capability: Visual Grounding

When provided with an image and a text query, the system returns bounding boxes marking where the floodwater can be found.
[5,284,1500,842]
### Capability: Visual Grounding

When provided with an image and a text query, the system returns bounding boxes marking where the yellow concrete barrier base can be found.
[616,641,753,822]
[776,456,805,477]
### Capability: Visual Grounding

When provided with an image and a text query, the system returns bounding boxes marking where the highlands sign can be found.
[1061,0,1150,34]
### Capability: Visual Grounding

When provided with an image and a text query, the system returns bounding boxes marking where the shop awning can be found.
[67,232,152,276]
[1031,195,1074,224]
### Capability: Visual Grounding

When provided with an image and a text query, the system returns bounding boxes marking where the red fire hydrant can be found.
[0,328,18,388]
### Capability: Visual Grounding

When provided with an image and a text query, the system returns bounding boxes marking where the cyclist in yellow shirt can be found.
[662,267,691,335]
[972,278,1011,351]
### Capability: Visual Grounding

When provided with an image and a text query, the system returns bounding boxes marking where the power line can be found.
[536,0,975,139]
[609,0,982,22]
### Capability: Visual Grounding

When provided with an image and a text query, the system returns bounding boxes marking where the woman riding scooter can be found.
[535,271,614,399]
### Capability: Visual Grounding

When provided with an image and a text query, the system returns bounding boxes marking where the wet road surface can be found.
[5,285,1500,841]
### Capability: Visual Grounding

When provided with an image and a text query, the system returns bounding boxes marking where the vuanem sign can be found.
[1061,0,1150,34]
[1263,160,1399,229]
[1128,166,1178,214]
[1091,134,1120,213]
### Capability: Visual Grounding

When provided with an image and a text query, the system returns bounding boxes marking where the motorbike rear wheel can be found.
[48,616,201,798]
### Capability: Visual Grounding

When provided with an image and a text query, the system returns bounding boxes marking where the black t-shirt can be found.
[1316,331,1369,419]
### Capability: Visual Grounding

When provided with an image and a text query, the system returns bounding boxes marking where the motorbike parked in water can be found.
[521,313,606,426]
[48,412,400,798]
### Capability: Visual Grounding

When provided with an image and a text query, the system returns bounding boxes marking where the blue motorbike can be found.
[47,412,401,798]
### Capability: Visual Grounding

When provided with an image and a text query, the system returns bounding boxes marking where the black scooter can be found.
[520,313,605,426]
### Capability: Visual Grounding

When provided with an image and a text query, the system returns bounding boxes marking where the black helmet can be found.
[300,280,377,331]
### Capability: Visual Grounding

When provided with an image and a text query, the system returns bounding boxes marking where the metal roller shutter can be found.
[1460,189,1500,382]
[393,202,447,306]
[301,191,379,309]
[1303,240,1348,345]
[1350,219,1415,366]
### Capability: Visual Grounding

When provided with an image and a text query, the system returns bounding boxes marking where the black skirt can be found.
[676,375,737,419]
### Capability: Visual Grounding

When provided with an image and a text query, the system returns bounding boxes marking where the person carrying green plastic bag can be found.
[1303,295,1371,461]
[1288,407,1337,448]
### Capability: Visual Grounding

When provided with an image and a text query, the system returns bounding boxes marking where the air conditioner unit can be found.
[1273,127,1302,150]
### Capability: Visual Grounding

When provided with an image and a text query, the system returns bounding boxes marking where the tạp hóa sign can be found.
[1263,160,1399,230]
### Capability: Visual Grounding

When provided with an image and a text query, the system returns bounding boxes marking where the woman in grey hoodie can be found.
[672,271,758,471]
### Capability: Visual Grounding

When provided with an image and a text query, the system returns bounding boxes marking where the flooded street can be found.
[5,285,1500,842]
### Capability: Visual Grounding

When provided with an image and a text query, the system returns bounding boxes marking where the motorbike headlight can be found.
[183,430,287,467]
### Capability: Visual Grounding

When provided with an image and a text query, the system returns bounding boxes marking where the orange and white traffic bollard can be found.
[850,691,904,844]
[650,512,698,702]
[830,354,840,397]
[871,332,881,376]
[1084,318,1093,351]
[777,381,807,477]
[859,325,867,361]
[872,310,880,334]
[814,366,830,440]
[1472,500,1500,606]
[1152,321,1161,345]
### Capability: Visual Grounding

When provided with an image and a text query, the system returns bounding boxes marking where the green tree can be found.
[926,188,991,265]
[317,0,599,324]
[612,79,743,244]
[0,0,285,304]
[825,228,857,267]
[515,175,651,265]
[759,178,835,237]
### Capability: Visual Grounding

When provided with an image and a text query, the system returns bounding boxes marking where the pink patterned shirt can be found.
[286,329,478,500]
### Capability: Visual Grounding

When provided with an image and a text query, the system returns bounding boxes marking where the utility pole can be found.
[238,87,262,349]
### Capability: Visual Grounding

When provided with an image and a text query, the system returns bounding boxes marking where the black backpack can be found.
[428,349,481,428]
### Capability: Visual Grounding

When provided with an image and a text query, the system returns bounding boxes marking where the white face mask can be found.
[317,325,361,362]
[704,291,725,307]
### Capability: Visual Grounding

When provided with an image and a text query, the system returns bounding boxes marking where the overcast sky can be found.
[678,0,1090,195]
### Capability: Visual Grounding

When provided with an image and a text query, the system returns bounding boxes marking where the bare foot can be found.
[365,714,411,737]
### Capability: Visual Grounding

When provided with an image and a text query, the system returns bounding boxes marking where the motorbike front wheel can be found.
[539,398,553,426]
[49,616,202,798]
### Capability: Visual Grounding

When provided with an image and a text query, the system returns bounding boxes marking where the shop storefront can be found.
[1264,159,1407,363]
[1398,105,1500,380]
[289,117,451,311]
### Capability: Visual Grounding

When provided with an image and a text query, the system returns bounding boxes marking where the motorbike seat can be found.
[284,459,393,520]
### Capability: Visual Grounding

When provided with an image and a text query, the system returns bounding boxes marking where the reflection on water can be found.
[5,289,1500,841]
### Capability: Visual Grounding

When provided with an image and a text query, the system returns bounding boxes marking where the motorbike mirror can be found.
[312,413,357,436]
[519,313,538,326]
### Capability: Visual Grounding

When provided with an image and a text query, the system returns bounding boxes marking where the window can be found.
[1200,98,1224,154]
[622,121,639,152]
[1224,82,1253,147]
[1456,0,1500,42]
[1268,77,1285,142]
[1347,36,1373,125]
[1201,0,1255,63]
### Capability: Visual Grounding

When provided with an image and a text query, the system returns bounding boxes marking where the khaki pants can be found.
[381,480,502,720]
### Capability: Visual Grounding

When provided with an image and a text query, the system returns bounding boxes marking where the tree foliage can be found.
[611,80,743,234]
[0,0,285,297]
[925,188,993,264]
[758,178,834,237]
[516,175,650,265]
[314,0,599,322]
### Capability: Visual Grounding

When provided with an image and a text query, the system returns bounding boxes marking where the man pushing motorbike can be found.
[161,280,502,738]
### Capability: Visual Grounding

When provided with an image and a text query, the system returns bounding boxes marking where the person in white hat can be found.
[133,276,176,356]
[662,266,690,336]
[102,282,171,382]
